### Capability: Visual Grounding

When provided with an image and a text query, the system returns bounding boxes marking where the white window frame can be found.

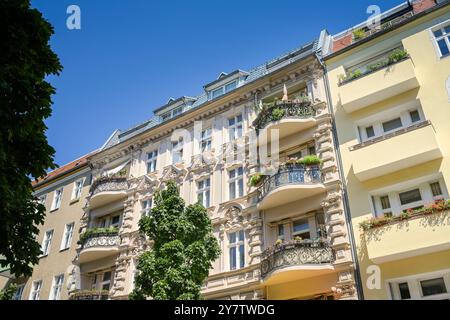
[371,178,449,217]
[355,103,425,143]
[51,188,63,211]
[37,194,47,206]
[41,229,54,256]
[49,274,64,300]
[60,222,74,251]
[197,178,211,208]
[29,280,42,300]
[13,284,24,300]
[228,114,243,142]
[71,178,84,201]
[100,271,112,291]
[172,139,183,164]
[200,128,212,152]
[228,167,244,200]
[161,106,184,121]
[146,150,158,173]
[210,80,237,100]
[387,269,450,300]
[292,219,311,239]
[228,230,245,271]
[141,199,152,217]
[431,20,450,58]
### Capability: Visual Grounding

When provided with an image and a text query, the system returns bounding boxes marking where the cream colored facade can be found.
[324,1,450,300]
[5,156,93,300]
[70,46,358,300]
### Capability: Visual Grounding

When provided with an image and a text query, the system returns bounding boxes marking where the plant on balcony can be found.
[78,226,119,244]
[249,173,263,187]
[130,181,220,300]
[294,236,302,241]
[352,28,366,41]
[0,284,17,300]
[275,239,283,246]
[271,108,285,122]
[368,60,389,72]
[69,290,109,300]
[297,155,322,167]
[388,49,408,64]
[360,199,450,231]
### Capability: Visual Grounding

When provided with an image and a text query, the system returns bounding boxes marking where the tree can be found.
[0,284,17,301]
[0,0,62,277]
[130,181,220,300]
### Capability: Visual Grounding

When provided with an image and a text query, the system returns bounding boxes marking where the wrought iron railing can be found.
[260,239,334,278]
[69,290,109,300]
[80,232,120,250]
[90,177,128,196]
[258,164,322,201]
[253,100,315,131]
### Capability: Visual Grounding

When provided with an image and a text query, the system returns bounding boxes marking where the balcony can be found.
[89,176,128,209]
[260,240,334,285]
[257,164,325,210]
[339,58,419,113]
[364,209,450,264]
[78,228,120,263]
[350,121,442,181]
[69,290,109,300]
[253,100,317,144]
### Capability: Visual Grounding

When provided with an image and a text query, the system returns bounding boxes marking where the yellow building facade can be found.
[324,1,450,299]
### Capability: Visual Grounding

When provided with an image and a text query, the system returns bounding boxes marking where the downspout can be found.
[315,52,365,300]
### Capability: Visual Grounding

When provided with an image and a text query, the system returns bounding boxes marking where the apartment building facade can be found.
[68,40,358,300]
[2,155,94,300]
[323,0,450,299]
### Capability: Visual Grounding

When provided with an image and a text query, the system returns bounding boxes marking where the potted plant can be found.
[352,28,366,41]
[271,108,285,121]
[297,155,322,167]
[275,239,283,246]
[249,173,263,187]
[388,49,408,64]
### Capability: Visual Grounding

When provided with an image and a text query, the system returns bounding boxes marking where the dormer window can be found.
[161,106,183,122]
[211,80,237,99]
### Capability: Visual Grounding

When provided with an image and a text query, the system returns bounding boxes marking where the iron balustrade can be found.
[260,239,334,278]
[253,100,315,131]
[90,177,128,196]
[258,165,322,201]
[80,233,120,250]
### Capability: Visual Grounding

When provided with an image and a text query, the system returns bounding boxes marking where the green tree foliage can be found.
[130,181,220,300]
[0,0,62,277]
[0,284,17,301]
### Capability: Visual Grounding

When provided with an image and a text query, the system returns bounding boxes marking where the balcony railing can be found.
[260,239,334,278]
[79,229,120,250]
[69,290,109,300]
[253,100,315,131]
[90,176,128,196]
[258,164,322,201]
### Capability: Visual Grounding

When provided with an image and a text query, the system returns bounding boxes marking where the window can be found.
[292,219,310,239]
[91,274,98,289]
[111,216,120,228]
[146,150,158,173]
[60,222,74,250]
[71,179,84,201]
[379,195,392,217]
[41,229,54,256]
[430,182,443,198]
[277,224,285,240]
[161,112,171,121]
[410,110,421,123]
[172,106,183,117]
[228,167,244,200]
[366,126,375,138]
[398,282,411,300]
[433,23,450,57]
[197,178,211,208]
[38,195,47,206]
[210,81,237,99]
[29,280,42,300]
[399,189,422,206]
[382,117,402,133]
[101,271,112,291]
[141,199,152,217]
[200,128,212,152]
[161,107,184,121]
[12,285,24,300]
[228,115,243,141]
[421,278,447,297]
[50,274,64,300]
[229,230,245,270]
[172,139,183,164]
[51,188,63,211]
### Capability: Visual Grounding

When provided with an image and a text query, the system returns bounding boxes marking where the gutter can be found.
[315,52,365,300]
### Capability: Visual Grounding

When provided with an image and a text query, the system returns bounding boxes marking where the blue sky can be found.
[32,0,404,166]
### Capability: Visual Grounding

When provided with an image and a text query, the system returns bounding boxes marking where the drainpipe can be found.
[315,52,365,300]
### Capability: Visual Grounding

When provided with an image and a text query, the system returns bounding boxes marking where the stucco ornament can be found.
[66,264,81,291]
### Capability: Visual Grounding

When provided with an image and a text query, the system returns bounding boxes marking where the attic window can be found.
[211,80,237,99]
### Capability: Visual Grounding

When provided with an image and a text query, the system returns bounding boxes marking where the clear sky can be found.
[31,0,404,167]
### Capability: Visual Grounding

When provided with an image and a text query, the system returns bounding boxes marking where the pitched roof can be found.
[32,151,97,188]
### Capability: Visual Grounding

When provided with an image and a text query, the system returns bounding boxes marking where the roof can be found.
[203,69,249,89]
[100,39,319,151]
[32,151,97,189]
[153,96,197,114]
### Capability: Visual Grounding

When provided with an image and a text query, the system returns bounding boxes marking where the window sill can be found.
[59,247,70,253]
[50,208,59,213]
[69,198,80,205]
